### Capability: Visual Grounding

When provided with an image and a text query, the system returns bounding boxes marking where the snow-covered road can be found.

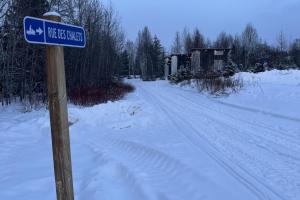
[132,80,300,200]
[0,70,299,200]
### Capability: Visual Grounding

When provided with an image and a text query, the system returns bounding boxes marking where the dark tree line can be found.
[171,24,300,71]
[172,28,208,54]
[0,0,49,106]
[131,27,165,81]
[0,0,126,106]
[1,1,300,106]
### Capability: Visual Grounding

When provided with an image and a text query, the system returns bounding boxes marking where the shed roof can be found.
[170,53,188,57]
[190,48,231,52]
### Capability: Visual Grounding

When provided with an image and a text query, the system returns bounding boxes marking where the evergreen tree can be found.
[214,32,233,48]
[183,32,193,53]
[192,29,205,49]
[136,27,154,80]
[152,35,164,78]
[120,50,130,77]
[290,39,300,68]
[135,28,165,80]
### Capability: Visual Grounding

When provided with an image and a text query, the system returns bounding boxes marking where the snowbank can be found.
[223,70,300,119]
[237,69,300,86]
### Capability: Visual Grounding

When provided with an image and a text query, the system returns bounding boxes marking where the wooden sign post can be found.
[24,13,85,200]
[44,14,74,200]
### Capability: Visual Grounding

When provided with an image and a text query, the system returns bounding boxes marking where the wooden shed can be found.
[190,48,231,74]
[169,54,190,74]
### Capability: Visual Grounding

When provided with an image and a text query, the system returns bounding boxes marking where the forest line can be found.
[0,0,299,107]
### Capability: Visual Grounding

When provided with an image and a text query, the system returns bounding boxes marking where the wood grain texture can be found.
[44,15,74,200]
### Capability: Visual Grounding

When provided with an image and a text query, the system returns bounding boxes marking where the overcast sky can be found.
[105,0,300,49]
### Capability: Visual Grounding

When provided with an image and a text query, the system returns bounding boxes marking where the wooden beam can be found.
[44,14,75,200]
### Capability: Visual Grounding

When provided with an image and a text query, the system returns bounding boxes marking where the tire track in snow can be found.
[173,91,300,157]
[77,143,153,200]
[171,91,300,168]
[174,90,300,142]
[151,86,299,200]
[151,84,300,200]
[86,136,226,200]
[214,100,300,123]
[138,83,286,200]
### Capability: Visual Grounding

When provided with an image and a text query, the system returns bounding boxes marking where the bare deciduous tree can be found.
[0,0,126,106]
[171,31,182,54]
[241,23,258,69]
[277,31,288,52]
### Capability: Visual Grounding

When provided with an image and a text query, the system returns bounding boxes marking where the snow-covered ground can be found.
[0,70,299,200]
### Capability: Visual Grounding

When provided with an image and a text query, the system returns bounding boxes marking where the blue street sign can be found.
[24,16,86,48]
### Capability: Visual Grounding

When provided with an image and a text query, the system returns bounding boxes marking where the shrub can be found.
[195,71,243,95]
[223,63,237,77]
[68,82,135,106]
[169,68,193,84]
[250,63,265,73]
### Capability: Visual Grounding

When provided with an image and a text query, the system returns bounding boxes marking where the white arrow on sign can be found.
[36,27,43,35]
